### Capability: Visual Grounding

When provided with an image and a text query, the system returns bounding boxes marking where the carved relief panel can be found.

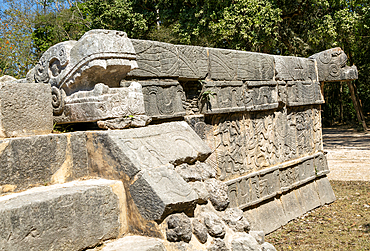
[140,80,186,119]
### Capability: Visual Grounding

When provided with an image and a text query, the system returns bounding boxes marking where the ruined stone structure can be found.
[0,30,358,251]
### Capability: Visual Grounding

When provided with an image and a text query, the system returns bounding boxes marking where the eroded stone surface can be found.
[166,213,192,243]
[0,179,123,251]
[0,82,52,138]
[309,47,358,82]
[192,218,208,244]
[55,82,145,124]
[130,165,198,221]
[101,236,166,251]
[205,179,230,211]
[222,208,250,233]
[201,212,226,238]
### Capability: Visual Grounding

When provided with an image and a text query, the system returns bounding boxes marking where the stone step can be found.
[0,179,127,251]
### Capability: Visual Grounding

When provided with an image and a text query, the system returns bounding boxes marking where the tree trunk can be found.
[346,81,368,131]
[340,82,343,123]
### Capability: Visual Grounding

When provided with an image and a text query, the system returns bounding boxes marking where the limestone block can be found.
[280,189,305,221]
[298,181,321,212]
[0,179,123,251]
[0,82,52,138]
[97,115,152,130]
[274,56,317,81]
[252,199,288,234]
[237,51,274,81]
[128,39,179,78]
[54,82,145,124]
[130,165,198,221]
[285,81,324,107]
[0,132,88,194]
[0,75,17,83]
[209,48,237,80]
[31,30,137,95]
[200,81,245,114]
[309,47,358,82]
[315,176,336,205]
[176,45,208,80]
[261,242,277,251]
[100,236,166,251]
[90,121,211,177]
[139,80,186,119]
[208,238,228,251]
[244,81,279,111]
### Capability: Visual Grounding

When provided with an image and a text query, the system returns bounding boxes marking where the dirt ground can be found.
[323,128,370,181]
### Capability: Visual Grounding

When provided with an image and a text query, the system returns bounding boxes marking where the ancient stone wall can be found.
[0,30,358,251]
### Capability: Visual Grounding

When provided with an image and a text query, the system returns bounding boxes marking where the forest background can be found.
[0,0,369,128]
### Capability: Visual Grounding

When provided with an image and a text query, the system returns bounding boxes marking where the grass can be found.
[266,180,370,251]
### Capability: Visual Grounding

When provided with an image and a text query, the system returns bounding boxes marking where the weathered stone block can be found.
[274,56,317,81]
[0,179,124,251]
[237,51,274,81]
[176,45,208,80]
[0,132,88,194]
[54,82,145,124]
[128,39,179,78]
[280,189,305,220]
[130,165,198,221]
[209,48,237,80]
[139,80,186,119]
[91,121,211,176]
[200,81,244,114]
[309,47,358,82]
[0,82,52,138]
[298,181,321,212]
[315,176,336,205]
[285,81,324,107]
[100,236,166,251]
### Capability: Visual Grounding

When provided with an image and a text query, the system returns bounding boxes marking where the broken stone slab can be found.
[0,132,88,194]
[309,47,358,82]
[30,29,137,96]
[128,39,179,78]
[138,80,186,119]
[54,82,145,124]
[176,45,208,80]
[274,56,317,81]
[0,82,53,138]
[0,179,125,251]
[100,236,166,251]
[88,121,212,178]
[130,165,198,221]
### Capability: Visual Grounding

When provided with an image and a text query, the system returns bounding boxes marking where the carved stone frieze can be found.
[244,81,279,111]
[139,80,186,119]
[204,106,322,181]
[284,81,324,107]
[274,56,317,81]
[200,81,244,114]
[226,152,329,209]
[237,52,274,81]
[128,39,179,78]
[176,45,208,80]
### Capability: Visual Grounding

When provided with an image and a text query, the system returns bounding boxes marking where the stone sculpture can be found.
[0,29,359,251]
